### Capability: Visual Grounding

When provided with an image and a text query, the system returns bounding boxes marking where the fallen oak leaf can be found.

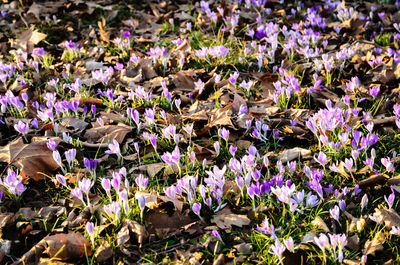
[211,208,250,233]
[358,174,389,188]
[117,219,147,247]
[277,147,312,164]
[0,137,60,181]
[84,124,132,144]
[10,27,47,53]
[95,242,113,263]
[135,191,159,209]
[363,231,385,256]
[147,210,192,238]
[27,2,42,20]
[97,18,110,43]
[374,207,400,230]
[16,232,91,264]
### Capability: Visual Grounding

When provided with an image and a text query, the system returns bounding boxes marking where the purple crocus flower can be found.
[65,149,76,168]
[270,240,286,259]
[135,174,148,191]
[56,174,67,186]
[192,203,201,216]
[385,192,395,208]
[330,205,340,222]
[84,158,97,171]
[86,221,94,236]
[229,72,239,85]
[47,138,59,151]
[212,229,222,241]
[14,120,28,136]
[218,127,230,141]
[105,139,122,158]
[138,195,146,211]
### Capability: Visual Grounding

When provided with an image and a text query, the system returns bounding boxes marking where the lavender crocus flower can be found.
[381,157,394,172]
[385,192,395,208]
[14,120,28,136]
[270,240,286,259]
[56,174,67,186]
[192,202,201,216]
[315,152,328,167]
[47,138,59,151]
[86,221,94,237]
[71,187,83,202]
[361,194,368,210]
[101,178,112,199]
[214,141,220,156]
[52,150,63,167]
[218,127,230,142]
[138,195,146,210]
[135,174,148,191]
[105,139,122,159]
[164,185,177,200]
[284,237,295,253]
[2,169,26,196]
[65,149,76,168]
[314,233,330,251]
[330,205,340,222]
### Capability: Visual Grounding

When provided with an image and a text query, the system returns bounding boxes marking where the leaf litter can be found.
[1,0,400,264]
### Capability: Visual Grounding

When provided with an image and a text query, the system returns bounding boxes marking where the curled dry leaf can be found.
[10,27,47,52]
[135,190,184,211]
[374,207,400,230]
[116,219,147,247]
[211,208,250,233]
[311,216,330,232]
[135,191,159,209]
[347,235,360,251]
[147,210,192,237]
[37,206,66,222]
[358,174,389,188]
[363,231,385,256]
[17,232,91,264]
[84,124,132,144]
[95,242,113,263]
[0,137,60,181]
[277,147,312,164]
[0,213,15,228]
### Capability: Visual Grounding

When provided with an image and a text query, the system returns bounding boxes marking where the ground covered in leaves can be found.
[2,0,400,264]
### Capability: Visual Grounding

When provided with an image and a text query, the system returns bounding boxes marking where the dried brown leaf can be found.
[374,207,400,230]
[135,191,159,209]
[147,210,192,237]
[277,147,312,163]
[211,208,250,232]
[84,124,132,144]
[117,219,147,247]
[10,27,46,52]
[363,231,385,256]
[95,242,113,263]
[0,137,60,181]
